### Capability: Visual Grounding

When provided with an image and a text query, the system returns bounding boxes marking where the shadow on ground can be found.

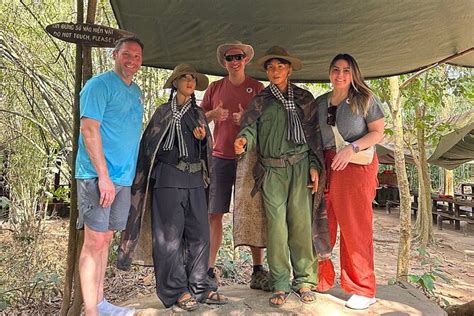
[121,282,446,315]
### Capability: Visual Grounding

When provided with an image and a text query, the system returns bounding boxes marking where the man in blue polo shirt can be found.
[75,36,144,316]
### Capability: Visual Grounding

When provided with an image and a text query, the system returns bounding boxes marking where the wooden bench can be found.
[432,197,474,230]
[386,200,418,217]
[432,210,474,230]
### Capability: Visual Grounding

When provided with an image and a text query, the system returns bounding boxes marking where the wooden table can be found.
[431,196,474,230]
[375,186,399,207]
[385,191,418,216]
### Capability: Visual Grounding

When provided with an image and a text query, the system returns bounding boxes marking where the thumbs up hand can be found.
[210,100,229,122]
[232,103,245,125]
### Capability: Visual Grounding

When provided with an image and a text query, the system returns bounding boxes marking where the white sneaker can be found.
[97,299,135,316]
[345,294,376,310]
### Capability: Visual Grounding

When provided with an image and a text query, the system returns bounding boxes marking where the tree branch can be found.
[400,47,474,89]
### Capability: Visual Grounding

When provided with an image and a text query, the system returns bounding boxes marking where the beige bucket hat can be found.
[216,40,255,68]
[254,46,302,72]
[163,63,209,91]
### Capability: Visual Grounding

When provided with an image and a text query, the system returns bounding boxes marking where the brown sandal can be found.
[295,288,317,304]
[176,292,199,311]
[269,291,290,308]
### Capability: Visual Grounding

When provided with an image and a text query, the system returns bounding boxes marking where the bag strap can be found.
[327,94,347,151]
[331,124,346,151]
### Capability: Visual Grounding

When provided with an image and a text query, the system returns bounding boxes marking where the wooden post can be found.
[68,1,99,314]
[49,2,135,312]
[60,0,84,314]
[443,169,454,196]
[82,0,97,82]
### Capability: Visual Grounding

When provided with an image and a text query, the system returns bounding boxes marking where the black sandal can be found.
[269,292,290,308]
[176,292,200,311]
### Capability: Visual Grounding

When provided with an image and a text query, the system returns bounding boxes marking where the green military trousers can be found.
[261,156,318,293]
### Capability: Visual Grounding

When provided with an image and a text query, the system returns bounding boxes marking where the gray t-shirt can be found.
[316,92,384,149]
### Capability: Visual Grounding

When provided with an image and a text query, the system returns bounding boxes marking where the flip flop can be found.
[176,292,200,311]
[205,291,228,305]
[295,288,317,304]
[269,292,290,308]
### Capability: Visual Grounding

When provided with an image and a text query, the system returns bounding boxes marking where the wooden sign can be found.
[46,22,134,47]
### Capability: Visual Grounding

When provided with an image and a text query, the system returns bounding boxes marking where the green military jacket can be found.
[238,84,331,259]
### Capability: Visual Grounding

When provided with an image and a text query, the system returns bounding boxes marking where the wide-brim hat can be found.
[163,63,209,91]
[217,40,255,68]
[254,46,302,72]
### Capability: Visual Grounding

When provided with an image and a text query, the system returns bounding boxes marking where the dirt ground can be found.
[369,207,474,306]
[109,207,474,308]
[1,207,473,314]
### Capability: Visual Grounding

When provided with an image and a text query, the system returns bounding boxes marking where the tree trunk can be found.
[414,104,433,246]
[389,77,412,281]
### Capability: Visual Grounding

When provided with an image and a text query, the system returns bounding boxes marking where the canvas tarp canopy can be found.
[376,110,474,169]
[109,0,474,82]
[376,142,415,165]
[428,110,474,170]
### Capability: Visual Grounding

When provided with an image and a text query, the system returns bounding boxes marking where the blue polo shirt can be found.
[75,70,143,186]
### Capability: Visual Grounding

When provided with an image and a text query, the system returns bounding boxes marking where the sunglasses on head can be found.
[224,54,245,62]
[327,106,337,126]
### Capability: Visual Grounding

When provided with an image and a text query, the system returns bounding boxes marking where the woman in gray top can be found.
[314,53,384,310]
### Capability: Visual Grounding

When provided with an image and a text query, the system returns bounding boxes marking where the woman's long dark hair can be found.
[167,86,177,103]
[330,53,374,116]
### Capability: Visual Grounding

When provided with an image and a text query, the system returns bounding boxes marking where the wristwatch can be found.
[350,142,360,153]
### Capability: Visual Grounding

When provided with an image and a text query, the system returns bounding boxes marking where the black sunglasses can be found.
[327,106,337,126]
[224,54,245,62]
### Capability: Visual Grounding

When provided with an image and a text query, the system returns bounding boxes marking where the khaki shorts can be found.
[76,179,131,232]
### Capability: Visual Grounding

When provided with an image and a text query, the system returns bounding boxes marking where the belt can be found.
[260,151,308,168]
[174,160,202,173]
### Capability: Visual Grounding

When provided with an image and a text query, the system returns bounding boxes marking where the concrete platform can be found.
[121,282,446,315]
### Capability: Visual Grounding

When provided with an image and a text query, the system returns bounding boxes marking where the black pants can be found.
[151,186,210,308]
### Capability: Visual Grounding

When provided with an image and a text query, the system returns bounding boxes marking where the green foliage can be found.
[106,232,122,277]
[387,277,397,286]
[384,128,394,137]
[0,271,61,311]
[0,196,11,211]
[408,273,435,294]
[409,163,473,193]
[0,230,64,310]
[1,0,472,312]
[216,218,238,278]
[407,248,451,296]
[47,185,70,204]
[215,216,253,280]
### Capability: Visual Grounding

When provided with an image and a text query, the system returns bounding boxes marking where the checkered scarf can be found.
[269,83,306,144]
[163,96,192,157]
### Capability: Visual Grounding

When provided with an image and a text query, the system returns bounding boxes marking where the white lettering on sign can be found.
[46,22,132,47]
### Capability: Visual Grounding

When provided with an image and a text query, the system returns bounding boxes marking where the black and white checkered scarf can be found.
[163,96,192,157]
[269,82,306,144]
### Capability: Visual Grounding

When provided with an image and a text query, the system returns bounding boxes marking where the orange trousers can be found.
[317,150,378,297]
